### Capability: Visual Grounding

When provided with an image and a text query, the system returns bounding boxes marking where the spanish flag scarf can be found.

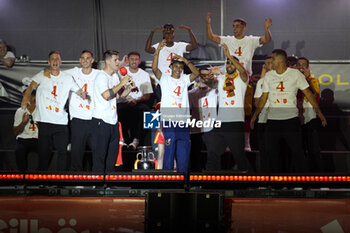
[223,71,239,97]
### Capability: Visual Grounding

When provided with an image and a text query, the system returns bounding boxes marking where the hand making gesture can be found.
[264,18,272,30]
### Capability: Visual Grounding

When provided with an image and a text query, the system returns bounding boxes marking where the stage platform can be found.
[1,171,350,232]
[2,195,349,233]
[0,187,349,233]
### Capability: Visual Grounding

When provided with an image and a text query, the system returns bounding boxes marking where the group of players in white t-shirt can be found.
[16,13,326,173]
[18,50,151,172]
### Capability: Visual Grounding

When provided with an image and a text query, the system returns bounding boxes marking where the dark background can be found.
[1,0,349,61]
[1,0,350,172]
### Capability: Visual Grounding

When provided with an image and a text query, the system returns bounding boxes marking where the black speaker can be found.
[145,192,224,233]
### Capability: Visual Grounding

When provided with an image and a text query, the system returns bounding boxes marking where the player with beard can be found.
[205,44,252,172]
[117,52,153,149]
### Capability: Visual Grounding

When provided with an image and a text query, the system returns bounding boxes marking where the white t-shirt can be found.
[263,68,309,120]
[220,35,261,75]
[92,71,120,125]
[13,108,38,139]
[217,72,248,122]
[65,67,99,120]
[303,99,317,124]
[119,67,153,102]
[302,77,320,124]
[152,42,188,74]
[160,73,191,122]
[254,77,269,123]
[189,87,217,133]
[32,71,79,125]
[4,51,15,59]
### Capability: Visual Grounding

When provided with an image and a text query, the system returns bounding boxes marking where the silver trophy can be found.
[135,146,157,170]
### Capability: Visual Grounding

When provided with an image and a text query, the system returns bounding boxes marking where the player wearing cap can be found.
[145,23,198,75]
[152,40,199,173]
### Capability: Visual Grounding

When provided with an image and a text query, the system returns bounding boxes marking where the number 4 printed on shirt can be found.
[166,53,173,61]
[202,98,208,108]
[51,85,58,98]
[234,47,242,56]
[82,83,88,94]
[173,86,181,96]
[276,81,285,92]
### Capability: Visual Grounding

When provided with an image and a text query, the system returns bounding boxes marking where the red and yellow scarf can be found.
[223,71,239,97]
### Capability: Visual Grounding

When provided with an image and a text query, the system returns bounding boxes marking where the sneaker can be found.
[128,138,139,150]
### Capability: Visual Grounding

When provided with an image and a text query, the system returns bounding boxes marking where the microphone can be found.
[120,66,128,76]
[120,66,134,86]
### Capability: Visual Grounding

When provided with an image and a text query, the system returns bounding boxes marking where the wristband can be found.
[109,88,115,97]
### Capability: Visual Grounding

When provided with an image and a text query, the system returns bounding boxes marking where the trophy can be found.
[134,146,158,170]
